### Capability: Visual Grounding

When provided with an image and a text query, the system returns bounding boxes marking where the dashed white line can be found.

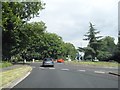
[61,69,69,71]
[39,67,45,69]
[78,70,86,72]
[94,71,105,74]
[49,68,55,69]
[32,66,36,68]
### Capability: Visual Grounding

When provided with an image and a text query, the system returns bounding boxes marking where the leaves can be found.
[83,22,102,60]
[2,2,45,60]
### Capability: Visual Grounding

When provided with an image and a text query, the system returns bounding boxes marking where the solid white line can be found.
[94,71,105,74]
[78,70,86,72]
[61,69,69,71]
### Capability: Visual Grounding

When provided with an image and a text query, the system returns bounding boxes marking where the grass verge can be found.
[0,62,13,68]
[66,61,119,67]
[0,65,32,88]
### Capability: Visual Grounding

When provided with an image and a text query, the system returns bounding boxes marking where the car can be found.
[42,58,54,67]
[57,58,64,63]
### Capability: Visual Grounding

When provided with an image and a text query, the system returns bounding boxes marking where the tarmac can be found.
[0,63,119,89]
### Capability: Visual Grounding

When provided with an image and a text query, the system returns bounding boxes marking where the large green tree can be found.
[2,2,45,60]
[62,43,77,60]
[112,31,120,63]
[20,22,46,61]
[83,22,102,60]
[97,36,117,61]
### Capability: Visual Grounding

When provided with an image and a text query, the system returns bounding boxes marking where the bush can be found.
[97,51,112,61]
[85,55,92,61]
[11,54,23,62]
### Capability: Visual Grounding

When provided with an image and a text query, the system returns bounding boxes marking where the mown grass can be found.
[0,65,32,88]
[0,62,13,68]
[66,61,119,67]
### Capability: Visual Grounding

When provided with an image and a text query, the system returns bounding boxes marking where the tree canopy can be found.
[2,2,45,60]
[2,2,77,62]
[81,22,118,62]
[83,22,102,61]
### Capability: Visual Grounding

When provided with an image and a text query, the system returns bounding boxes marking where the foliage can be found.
[62,43,77,60]
[83,46,95,61]
[83,22,102,60]
[82,23,118,62]
[98,36,116,53]
[97,51,112,61]
[97,36,117,61]
[112,31,120,63]
[2,2,78,62]
[2,2,45,60]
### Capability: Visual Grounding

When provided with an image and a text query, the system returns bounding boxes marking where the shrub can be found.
[97,51,112,61]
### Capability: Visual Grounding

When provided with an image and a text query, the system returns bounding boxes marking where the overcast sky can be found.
[29,0,119,48]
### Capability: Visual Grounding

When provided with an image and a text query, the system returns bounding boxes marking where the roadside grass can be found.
[0,65,32,88]
[0,62,13,68]
[66,60,119,67]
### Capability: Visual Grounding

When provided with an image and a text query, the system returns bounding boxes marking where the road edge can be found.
[2,66,32,89]
[108,72,120,76]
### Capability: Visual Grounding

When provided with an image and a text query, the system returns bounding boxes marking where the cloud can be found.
[29,0,119,48]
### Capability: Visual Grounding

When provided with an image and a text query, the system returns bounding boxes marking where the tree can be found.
[20,22,47,60]
[98,36,116,53]
[83,22,102,61]
[112,31,120,63]
[2,2,45,60]
[83,47,96,61]
[96,36,117,61]
[62,43,77,60]
[39,33,64,59]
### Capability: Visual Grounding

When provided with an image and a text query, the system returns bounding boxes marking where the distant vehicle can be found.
[42,58,54,67]
[57,59,64,63]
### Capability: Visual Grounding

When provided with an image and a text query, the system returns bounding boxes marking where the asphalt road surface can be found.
[12,62,118,88]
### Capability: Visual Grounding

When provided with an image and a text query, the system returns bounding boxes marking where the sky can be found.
[29,0,119,48]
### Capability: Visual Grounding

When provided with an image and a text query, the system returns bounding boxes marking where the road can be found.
[12,62,118,88]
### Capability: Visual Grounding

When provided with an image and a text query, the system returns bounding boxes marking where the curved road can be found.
[12,62,118,88]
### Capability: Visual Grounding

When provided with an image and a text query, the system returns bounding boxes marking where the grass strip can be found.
[0,65,32,88]
[66,61,119,67]
[0,62,13,68]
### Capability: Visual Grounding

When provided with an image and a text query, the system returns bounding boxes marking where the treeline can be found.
[2,2,120,63]
[2,2,77,62]
[78,23,120,63]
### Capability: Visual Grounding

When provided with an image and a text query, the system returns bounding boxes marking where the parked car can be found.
[57,59,64,63]
[42,58,54,67]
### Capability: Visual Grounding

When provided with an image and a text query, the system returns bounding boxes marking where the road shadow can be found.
[12,62,30,65]
[40,65,54,67]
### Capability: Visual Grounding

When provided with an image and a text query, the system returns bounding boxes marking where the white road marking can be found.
[32,66,36,68]
[94,71,105,74]
[61,69,69,71]
[78,70,86,72]
[49,68,55,69]
[39,67,45,69]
